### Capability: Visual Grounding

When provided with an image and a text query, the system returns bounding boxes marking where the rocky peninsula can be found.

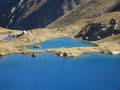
[0,12,120,57]
[0,27,120,58]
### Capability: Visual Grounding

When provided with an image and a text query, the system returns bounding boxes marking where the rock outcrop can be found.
[74,18,120,41]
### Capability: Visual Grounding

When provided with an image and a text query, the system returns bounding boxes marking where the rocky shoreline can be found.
[0,28,69,57]
[0,22,120,58]
[46,45,120,58]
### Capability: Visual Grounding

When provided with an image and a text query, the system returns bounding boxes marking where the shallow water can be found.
[27,37,94,50]
[0,53,120,90]
[3,37,15,40]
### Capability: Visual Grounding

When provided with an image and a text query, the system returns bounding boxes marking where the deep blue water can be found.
[0,37,120,90]
[0,53,120,90]
[27,37,94,50]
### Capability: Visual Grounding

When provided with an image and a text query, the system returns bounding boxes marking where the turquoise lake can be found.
[27,37,94,50]
[0,37,120,90]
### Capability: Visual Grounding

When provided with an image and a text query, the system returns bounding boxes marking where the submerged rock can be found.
[33,45,41,48]
[32,53,36,57]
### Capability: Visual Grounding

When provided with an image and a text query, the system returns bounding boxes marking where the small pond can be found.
[27,36,94,50]
[3,36,15,40]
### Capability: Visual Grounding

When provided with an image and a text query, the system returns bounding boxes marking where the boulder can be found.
[58,52,68,57]
[32,53,36,57]
[110,51,120,55]
[33,45,41,48]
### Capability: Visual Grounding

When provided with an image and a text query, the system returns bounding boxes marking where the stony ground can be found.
[0,28,68,56]
[0,12,120,57]
[0,27,120,57]
[47,41,120,57]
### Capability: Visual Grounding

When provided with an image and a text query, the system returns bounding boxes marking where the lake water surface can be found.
[0,37,120,90]
[27,37,94,50]
[3,36,15,40]
[0,53,120,90]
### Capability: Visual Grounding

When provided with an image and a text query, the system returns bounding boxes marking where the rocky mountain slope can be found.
[0,12,120,56]
[0,0,81,30]
[0,0,48,29]
[0,0,120,30]
[47,0,120,29]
